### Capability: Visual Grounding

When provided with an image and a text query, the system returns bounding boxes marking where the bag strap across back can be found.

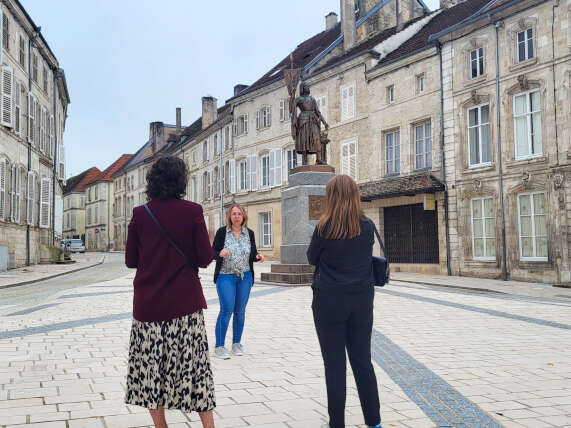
[369,219,387,257]
[144,203,189,264]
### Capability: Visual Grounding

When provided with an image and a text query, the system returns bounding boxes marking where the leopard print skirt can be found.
[125,310,215,412]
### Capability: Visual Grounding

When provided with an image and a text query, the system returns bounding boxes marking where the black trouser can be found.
[312,287,380,428]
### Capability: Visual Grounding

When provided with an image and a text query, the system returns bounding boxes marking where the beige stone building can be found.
[62,167,100,241]
[84,155,132,251]
[431,0,571,284]
[0,0,69,269]
[112,116,182,250]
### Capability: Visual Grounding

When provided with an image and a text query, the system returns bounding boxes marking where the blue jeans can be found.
[215,271,253,348]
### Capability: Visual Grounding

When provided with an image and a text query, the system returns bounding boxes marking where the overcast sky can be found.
[22,0,439,178]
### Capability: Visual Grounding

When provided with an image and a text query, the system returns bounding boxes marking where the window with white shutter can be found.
[0,158,6,220]
[316,95,328,122]
[10,164,20,223]
[341,83,355,121]
[14,80,21,135]
[27,171,35,225]
[341,140,357,180]
[1,66,14,127]
[50,116,56,161]
[248,154,258,191]
[10,164,15,221]
[28,93,35,144]
[229,159,236,193]
[261,153,270,188]
[58,145,65,179]
[40,177,50,228]
[269,148,282,187]
[279,99,290,122]
[238,159,247,192]
[39,106,46,153]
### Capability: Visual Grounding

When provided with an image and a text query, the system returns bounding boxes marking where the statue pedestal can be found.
[261,165,335,286]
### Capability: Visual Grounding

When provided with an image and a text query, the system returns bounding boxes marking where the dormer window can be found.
[470,48,484,78]
[517,28,534,62]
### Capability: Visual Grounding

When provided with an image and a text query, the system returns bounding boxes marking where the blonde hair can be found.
[317,175,363,239]
[226,203,248,228]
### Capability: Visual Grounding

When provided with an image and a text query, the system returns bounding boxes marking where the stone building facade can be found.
[62,167,100,241]
[0,0,69,269]
[432,0,571,283]
[84,154,132,251]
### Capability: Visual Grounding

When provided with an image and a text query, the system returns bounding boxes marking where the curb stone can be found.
[0,255,106,290]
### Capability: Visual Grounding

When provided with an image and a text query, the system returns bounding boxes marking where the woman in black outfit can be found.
[307,174,382,428]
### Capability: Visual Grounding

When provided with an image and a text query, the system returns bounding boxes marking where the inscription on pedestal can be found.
[309,195,326,220]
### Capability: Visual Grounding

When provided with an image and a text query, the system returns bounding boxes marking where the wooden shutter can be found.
[269,151,275,187]
[27,171,33,224]
[14,166,20,223]
[349,141,357,179]
[0,158,6,220]
[40,177,50,228]
[256,109,260,129]
[1,66,13,127]
[348,86,355,118]
[9,163,15,221]
[229,159,236,194]
[271,148,282,187]
[246,156,252,191]
[244,114,248,133]
[341,143,349,175]
[13,80,21,135]
[249,154,258,191]
[50,115,55,160]
[58,144,65,179]
[27,93,34,144]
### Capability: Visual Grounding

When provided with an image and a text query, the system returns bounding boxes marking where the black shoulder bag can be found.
[144,203,191,266]
[369,220,390,287]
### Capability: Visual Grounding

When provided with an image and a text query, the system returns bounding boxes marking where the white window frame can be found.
[517,28,534,63]
[260,152,270,188]
[467,103,491,168]
[385,130,400,175]
[386,85,394,104]
[238,158,247,192]
[279,99,290,122]
[285,147,302,179]
[234,114,249,136]
[416,74,425,94]
[256,106,271,129]
[259,211,272,248]
[517,191,547,262]
[470,197,496,261]
[340,83,355,121]
[470,47,484,78]
[414,122,432,170]
[514,89,542,160]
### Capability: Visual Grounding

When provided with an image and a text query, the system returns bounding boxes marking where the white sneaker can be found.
[214,346,231,359]
[232,343,243,356]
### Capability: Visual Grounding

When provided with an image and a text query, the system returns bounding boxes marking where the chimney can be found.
[202,96,217,129]
[325,12,338,30]
[233,84,248,97]
[176,107,181,134]
[396,0,403,31]
[340,0,357,51]
[440,0,466,8]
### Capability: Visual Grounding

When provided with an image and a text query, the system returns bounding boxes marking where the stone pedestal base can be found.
[260,264,315,286]
[260,166,334,286]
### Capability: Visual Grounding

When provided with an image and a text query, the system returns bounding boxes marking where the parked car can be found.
[68,239,86,253]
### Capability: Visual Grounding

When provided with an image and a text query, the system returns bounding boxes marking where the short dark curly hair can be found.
[145,156,188,200]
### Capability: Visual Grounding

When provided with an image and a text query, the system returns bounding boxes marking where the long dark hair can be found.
[145,156,188,200]
[317,175,363,239]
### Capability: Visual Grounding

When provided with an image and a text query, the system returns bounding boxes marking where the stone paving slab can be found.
[0,253,105,290]
[1,270,571,427]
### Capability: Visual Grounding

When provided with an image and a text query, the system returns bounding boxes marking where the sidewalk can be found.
[252,261,571,300]
[0,252,105,289]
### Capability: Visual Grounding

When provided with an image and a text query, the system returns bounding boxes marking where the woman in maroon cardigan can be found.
[125,156,215,428]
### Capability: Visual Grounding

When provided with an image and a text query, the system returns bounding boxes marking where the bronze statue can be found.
[291,82,329,165]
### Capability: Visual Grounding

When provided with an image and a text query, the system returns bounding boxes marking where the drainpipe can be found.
[551,2,559,165]
[494,19,508,281]
[436,41,452,276]
[26,28,40,265]
[51,68,59,246]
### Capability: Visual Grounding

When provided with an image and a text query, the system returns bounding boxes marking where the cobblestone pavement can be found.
[1,266,571,427]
